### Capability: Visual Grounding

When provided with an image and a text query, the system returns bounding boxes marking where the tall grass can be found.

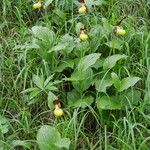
[0,0,150,149]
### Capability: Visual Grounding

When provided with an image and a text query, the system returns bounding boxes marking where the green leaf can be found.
[45,85,58,91]
[111,72,121,90]
[55,138,70,149]
[49,43,67,53]
[118,77,141,92]
[48,92,58,109]
[143,92,150,110]
[28,98,40,106]
[60,34,75,54]
[11,140,31,149]
[68,96,94,108]
[21,87,39,94]
[44,74,54,87]
[95,79,113,93]
[29,88,41,100]
[120,90,141,107]
[44,0,53,7]
[33,75,44,89]
[78,53,101,71]
[94,0,106,5]
[37,125,70,150]
[75,41,90,57]
[96,96,121,110]
[89,25,101,37]
[32,26,55,43]
[37,126,60,150]
[54,60,74,72]
[101,18,114,34]
[54,9,66,20]
[67,89,80,103]
[50,34,74,54]
[71,68,93,92]
[26,43,40,49]
[91,58,104,69]
[0,116,9,134]
[105,39,124,50]
[103,54,127,70]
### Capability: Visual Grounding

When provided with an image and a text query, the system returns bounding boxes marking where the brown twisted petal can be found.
[79,0,85,3]
[53,100,61,107]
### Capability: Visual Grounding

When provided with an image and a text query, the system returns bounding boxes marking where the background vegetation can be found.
[0,0,150,149]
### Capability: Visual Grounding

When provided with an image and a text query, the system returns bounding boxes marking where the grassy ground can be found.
[0,0,150,149]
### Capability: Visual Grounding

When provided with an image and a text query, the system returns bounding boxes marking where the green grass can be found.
[0,0,150,149]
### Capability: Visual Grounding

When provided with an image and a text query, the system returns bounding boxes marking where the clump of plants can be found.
[20,0,143,149]
[1,0,149,149]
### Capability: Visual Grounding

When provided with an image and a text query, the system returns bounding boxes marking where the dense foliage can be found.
[0,0,150,149]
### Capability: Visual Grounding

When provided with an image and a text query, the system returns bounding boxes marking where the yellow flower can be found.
[54,105,64,117]
[78,5,87,14]
[115,26,126,35]
[33,1,42,9]
[80,32,88,41]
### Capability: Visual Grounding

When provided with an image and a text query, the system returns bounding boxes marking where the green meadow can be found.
[0,0,150,149]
